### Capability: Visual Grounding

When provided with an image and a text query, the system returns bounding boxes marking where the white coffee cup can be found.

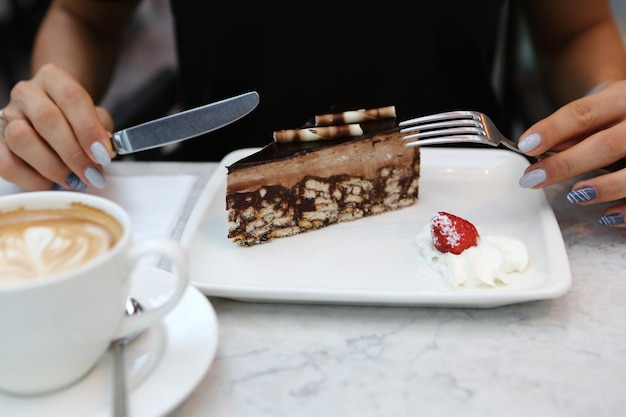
[0,191,188,395]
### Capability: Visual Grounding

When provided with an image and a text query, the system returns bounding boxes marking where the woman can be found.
[0,0,625,227]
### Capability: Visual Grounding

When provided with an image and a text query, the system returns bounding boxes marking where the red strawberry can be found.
[430,212,479,255]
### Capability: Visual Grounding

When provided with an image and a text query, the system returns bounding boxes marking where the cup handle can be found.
[113,237,188,338]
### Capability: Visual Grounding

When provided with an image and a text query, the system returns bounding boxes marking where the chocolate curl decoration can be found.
[273,124,364,143]
[314,106,396,126]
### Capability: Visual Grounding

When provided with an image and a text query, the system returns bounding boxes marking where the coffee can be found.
[0,203,123,283]
[0,191,188,395]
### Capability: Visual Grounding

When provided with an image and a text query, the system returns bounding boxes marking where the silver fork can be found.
[399,110,549,156]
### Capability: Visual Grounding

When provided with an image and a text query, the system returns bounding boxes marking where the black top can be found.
[165,0,506,161]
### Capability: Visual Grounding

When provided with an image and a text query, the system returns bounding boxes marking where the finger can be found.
[519,119,626,188]
[2,90,82,190]
[10,77,107,188]
[2,118,89,190]
[0,139,55,191]
[11,65,112,169]
[551,137,583,152]
[0,101,26,131]
[95,106,115,132]
[566,167,626,205]
[518,80,626,155]
[598,203,626,228]
[601,159,626,173]
[35,65,113,166]
[95,106,116,158]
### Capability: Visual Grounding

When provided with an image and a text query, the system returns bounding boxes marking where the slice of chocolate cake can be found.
[226,107,420,246]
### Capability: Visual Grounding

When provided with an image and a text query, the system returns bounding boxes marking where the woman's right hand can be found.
[517,81,626,227]
[0,63,115,191]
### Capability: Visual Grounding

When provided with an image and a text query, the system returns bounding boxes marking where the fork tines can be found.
[399,111,486,144]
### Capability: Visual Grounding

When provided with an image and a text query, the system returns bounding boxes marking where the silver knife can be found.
[111,91,259,154]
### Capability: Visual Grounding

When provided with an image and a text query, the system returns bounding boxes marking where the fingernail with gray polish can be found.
[65,173,87,191]
[519,168,547,188]
[84,167,106,189]
[518,133,542,153]
[567,187,597,203]
[51,183,67,191]
[91,142,111,166]
[599,213,625,226]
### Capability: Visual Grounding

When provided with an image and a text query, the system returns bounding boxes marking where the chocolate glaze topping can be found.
[227,118,398,173]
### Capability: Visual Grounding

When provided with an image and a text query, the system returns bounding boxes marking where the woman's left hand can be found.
[517,80,626,228]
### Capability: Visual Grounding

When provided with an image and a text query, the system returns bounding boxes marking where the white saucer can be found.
[0,267,219,417]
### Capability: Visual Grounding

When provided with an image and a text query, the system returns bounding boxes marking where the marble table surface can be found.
[127,161,623,417]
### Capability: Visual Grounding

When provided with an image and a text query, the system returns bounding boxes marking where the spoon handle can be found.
[112,342,128,417]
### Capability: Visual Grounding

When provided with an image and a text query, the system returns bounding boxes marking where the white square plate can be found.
[181,147,571,308]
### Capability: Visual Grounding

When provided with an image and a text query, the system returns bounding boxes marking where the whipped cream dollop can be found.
[415,223,529,288]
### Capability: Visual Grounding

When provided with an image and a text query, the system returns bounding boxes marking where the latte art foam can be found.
[0,204,123,283]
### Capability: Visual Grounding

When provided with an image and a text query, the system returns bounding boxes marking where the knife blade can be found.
[111,91,259,154]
